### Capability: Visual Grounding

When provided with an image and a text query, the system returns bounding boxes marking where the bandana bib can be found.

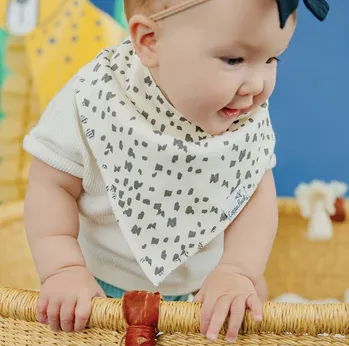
[75,39,276,286]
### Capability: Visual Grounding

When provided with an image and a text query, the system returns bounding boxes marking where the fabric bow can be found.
[276,0,330,28]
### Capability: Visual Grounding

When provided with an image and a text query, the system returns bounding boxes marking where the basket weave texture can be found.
[1,199,349,345]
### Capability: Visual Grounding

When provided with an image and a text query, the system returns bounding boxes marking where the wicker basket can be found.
[1,198,349,345]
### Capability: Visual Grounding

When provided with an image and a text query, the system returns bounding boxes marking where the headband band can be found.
[149,0,330,28]
[149,0,209,21]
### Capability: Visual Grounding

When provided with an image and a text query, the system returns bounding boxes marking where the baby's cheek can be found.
[254,82,275,108]
[253,94,269,110]
[186,84,224,113]
[265,71,277,97]
[205,84,232,107]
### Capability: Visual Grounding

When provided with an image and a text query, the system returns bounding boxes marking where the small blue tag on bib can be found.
[221,185,250,221]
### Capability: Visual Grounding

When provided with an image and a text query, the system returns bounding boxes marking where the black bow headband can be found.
[277,0,330,28]
[150,0,330,28]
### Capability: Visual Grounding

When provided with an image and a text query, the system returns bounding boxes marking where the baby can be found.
[23,0,328,343]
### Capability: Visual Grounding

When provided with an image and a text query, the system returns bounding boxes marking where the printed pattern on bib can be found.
[75,39,276,286]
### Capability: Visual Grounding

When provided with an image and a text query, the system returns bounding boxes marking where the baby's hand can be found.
[37,266,106,332]
[193,264,262,343]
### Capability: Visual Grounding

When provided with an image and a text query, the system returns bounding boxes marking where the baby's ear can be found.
[129,15,159,68]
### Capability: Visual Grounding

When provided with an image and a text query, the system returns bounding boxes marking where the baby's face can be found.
[151,0,296,135]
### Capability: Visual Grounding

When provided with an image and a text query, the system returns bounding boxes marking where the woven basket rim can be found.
[1,287,349,337]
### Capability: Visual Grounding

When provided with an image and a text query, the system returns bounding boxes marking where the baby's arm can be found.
[219,169,278,285]
[195,170,278,342]
[25,158,84,279]
[24,158,105,332]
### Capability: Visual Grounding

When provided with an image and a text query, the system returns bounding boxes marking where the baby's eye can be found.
[266,57,281,64]
[222,57,244,66]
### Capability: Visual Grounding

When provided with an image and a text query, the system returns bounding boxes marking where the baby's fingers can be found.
[200,295,217,336]
[47,299,62,332]
[74,294,92,332]
[60,299,77,332]
[206,295,231,342]
[36,295,49,324]
[226,296,245,343]
[246,293,263,322]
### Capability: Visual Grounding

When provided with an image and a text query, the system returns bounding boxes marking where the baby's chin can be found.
[198,120,234,136]
[184,106,261,136]
[200,110,257,136]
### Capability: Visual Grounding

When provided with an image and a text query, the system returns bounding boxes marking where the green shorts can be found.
[95,277,189,302]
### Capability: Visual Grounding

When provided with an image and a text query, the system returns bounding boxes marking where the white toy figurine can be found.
[294,180,347,241]
[6,0,40,36]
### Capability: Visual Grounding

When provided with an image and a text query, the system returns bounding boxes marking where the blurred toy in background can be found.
[5,0,40,36]
[0,0,126,110]
[329,181,347,222]
[0,0,126,210]
[295,180,348,241]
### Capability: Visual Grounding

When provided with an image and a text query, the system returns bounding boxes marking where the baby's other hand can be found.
[193,264,262,343]
[37,266,106,332]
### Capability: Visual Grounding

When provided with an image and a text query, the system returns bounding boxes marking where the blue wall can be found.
[90,0,128,29]
[270,1,349,196]
[90,0,115,16]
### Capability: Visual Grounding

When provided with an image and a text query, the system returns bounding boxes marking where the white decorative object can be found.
[329,180,348,199]
[6,0,40,36]
[295,180,338,241]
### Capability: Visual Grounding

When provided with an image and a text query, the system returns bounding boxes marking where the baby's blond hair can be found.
[124,0,153,20]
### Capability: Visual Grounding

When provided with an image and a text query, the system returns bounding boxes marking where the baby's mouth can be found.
[219,107,241,119]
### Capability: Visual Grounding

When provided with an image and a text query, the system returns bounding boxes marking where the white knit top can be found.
[23,38,276,295]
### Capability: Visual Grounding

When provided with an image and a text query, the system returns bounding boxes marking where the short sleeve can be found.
[23,76,85,178]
